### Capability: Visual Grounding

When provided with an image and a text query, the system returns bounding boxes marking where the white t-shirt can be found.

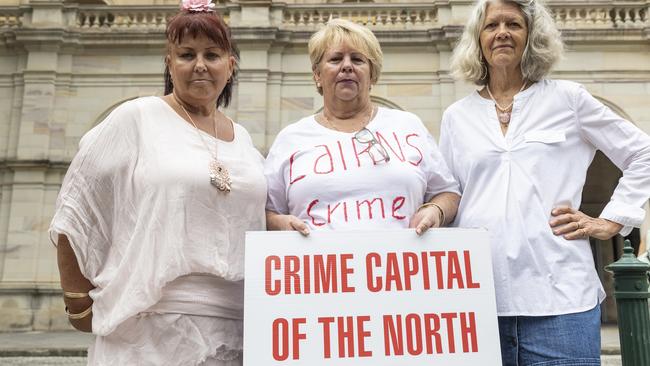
[265,107,459,230]
[49,96,266,340]
[439,79,650,316]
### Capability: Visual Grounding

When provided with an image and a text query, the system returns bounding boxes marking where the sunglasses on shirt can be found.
[354,127,390,163]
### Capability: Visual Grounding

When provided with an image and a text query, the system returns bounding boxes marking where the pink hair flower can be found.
[180,0,216,12]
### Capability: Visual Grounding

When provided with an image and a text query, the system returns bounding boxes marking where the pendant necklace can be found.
[486,80,527,125]
[174,95,232,193]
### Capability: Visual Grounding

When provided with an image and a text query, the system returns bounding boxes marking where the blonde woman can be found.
[265,19,460,233]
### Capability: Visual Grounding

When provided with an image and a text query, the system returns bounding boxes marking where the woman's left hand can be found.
[549,206,623,240]
[409,206,443,236]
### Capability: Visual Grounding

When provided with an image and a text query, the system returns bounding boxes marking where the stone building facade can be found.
[0,0,648,331]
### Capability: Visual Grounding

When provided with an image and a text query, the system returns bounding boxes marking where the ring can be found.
[576,221,581,230]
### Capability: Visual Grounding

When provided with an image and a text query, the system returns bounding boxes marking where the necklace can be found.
[486,80,527,125]
[174,95,232,193]
[321,104,376,132]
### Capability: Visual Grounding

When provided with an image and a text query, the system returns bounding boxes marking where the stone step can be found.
[0,326,625,365]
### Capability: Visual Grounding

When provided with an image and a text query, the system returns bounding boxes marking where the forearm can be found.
[57,234,95,332]
[426,192,460,226]
[266,210,283,231]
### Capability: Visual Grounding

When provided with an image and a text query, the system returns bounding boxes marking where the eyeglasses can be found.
[354,127,390,163]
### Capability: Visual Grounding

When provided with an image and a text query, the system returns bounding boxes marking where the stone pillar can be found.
[0,0,69,331]
[230,0,274,150]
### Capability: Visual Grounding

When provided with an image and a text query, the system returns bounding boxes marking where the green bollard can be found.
[605,239,650,366]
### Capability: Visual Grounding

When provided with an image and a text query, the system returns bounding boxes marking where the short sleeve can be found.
[49,100,140,281]
[263,135,290,215]
[438,112,462,192]
[416,115,460,202]
[573,84,650,228]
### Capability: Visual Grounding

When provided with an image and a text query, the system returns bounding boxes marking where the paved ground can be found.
[0,325,624,365]
[0,357,87,365]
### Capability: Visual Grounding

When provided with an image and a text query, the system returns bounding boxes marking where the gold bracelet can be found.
[65,305,92,320]
[418,202,446,226]
[63,291,89,299]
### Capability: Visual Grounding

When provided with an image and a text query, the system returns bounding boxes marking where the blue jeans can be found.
[498,305,601,366]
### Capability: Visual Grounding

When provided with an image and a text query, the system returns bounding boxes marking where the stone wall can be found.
[0,0,649,331]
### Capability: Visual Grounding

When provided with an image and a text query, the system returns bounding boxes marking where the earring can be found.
[316,82,322,88]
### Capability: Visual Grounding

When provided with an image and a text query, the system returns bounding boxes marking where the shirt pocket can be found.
[524,130,566,144]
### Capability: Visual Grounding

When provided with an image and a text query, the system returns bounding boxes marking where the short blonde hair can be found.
[308,18,383,95]
[450,0,564,85]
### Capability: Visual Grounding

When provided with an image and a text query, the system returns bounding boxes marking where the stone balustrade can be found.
[1,2,647,34]
[74,5,229,31]
[0,8,22,29]
[77,8,169,31]
[551,3,648,29]
[280,4,437,30]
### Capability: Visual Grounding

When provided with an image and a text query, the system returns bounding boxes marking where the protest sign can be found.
[244,229,501,365]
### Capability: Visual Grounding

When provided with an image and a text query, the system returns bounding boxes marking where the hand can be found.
[266,212,310,236]
[409,206,443,236]
[549,206,623,240]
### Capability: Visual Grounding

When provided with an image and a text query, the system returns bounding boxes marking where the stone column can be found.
[230,0,274,151]
[0,0,70,331]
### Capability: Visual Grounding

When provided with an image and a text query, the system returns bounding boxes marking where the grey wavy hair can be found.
[450,0,564,85]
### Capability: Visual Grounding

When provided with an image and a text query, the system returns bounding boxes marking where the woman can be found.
[441,0,650,364]
[50,1,265,364]
[265,19,460,233]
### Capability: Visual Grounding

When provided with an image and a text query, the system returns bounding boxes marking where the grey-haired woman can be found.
[440,0,650,364]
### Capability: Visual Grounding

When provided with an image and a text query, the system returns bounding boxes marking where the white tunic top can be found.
[265,107,459,230]
[439,79,650,316]
[49,96,266,337]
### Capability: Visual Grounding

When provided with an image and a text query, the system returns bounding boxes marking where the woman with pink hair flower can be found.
[50,1,263,364]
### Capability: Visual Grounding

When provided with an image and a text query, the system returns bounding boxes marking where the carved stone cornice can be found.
[0,282,63,294]
[1,2,648,47]
[0,159,70,171]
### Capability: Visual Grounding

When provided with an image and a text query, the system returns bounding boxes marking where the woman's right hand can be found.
[266,211,310,236]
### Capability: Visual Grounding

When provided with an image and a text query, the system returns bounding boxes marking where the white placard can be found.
[244,229,501,365]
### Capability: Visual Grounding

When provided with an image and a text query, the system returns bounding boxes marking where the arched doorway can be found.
[579,96,644,323]
[581,150,621,322]
[90,96,139,129]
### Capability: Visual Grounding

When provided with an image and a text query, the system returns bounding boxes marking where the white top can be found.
[265,107,459,230]
[49,96,266,335]
[439,79,650,316]
[146,274,244,319]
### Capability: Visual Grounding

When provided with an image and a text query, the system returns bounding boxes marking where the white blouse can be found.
[49,96,267,335]
[439,79,650,316]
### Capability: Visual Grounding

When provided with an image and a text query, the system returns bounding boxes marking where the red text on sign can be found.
[318,316,373,358]
[272,317,307,361]
[383,312,478,356]
[366,250,480,292]
[265,254,356,295]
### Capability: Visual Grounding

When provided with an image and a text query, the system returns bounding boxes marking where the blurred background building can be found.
[0,0,648,331]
